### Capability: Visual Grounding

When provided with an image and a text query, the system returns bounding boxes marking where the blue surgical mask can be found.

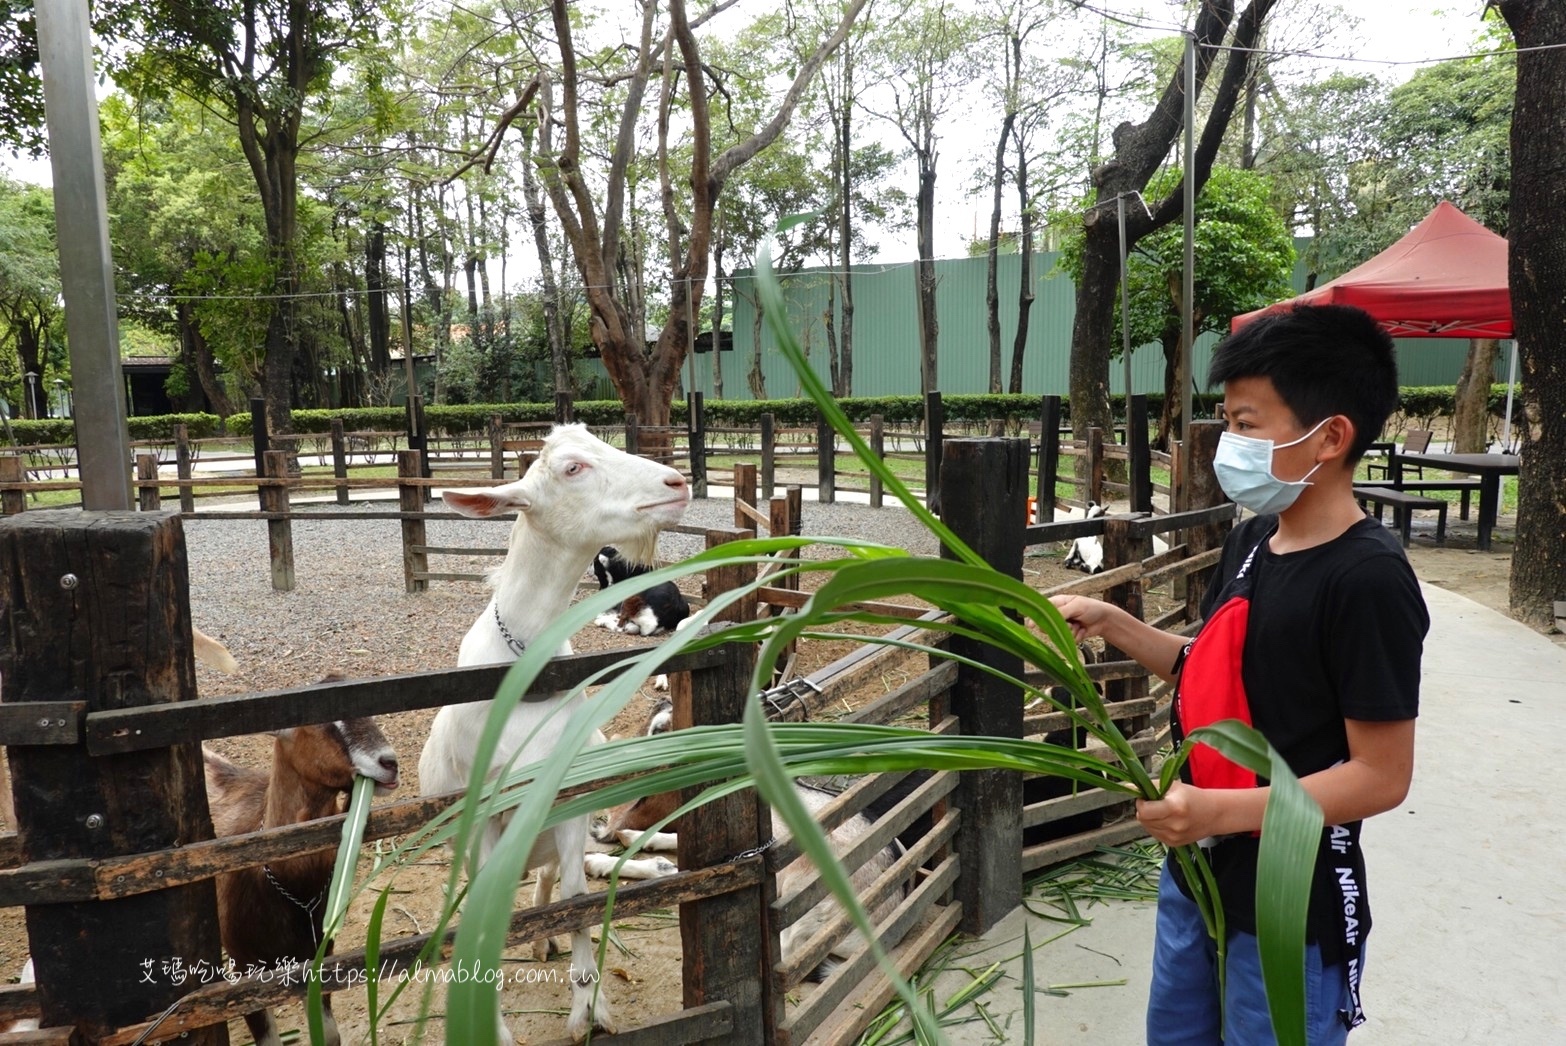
[1213,418,1329,515]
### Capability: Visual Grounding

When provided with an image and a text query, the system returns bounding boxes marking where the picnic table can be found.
[1394,452,1520,551]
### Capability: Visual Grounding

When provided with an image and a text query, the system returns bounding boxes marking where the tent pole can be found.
[1501,339,1518,451]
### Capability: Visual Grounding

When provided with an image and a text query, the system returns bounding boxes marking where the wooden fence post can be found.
[136,452,160,512]
[175,422,195,513]
[488,414,505,480]
[0,453,24,515]
[1036,395,1060,522]
[759,413,775,497]
[733,464,758,530]
[1128,394,1152,513]
[815,408,835,504]
[924,391,943,515]
[1101,516,1149,704]
[261,450,295,592]
[869,414,884,508]
[330,417,350,505]
[625,413,640,457]
[689,391,708,499]
[399,450,427,595]
[701,527,758,624]
[940,437,1026,934]
[674,636,771,1042]
[249,396,267,478]
[0,511,224,1040]
[1086,426,1105,505]
[1184,421,1230,621]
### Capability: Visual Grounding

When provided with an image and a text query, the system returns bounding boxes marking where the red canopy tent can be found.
[1230,201,1512,339]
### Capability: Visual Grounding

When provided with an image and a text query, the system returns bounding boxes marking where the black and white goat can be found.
[1062,501,1107,574]
[591,545,691,636]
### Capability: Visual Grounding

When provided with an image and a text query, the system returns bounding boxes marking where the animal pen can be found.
[0,422,1234,1043]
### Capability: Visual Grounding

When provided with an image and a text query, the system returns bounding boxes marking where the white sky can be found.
[0,2,1492,270]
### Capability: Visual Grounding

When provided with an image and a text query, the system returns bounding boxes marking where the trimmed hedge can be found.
[13,385,1519,448]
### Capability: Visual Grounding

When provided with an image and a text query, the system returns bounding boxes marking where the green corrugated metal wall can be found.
[694,243,1499,400]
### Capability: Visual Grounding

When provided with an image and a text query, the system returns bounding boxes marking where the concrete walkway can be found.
[926,582,1566,1043]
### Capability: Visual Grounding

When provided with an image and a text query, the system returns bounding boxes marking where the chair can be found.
[1366,429,1431,481]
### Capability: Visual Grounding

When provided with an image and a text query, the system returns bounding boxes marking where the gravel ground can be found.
[185,492,943,700]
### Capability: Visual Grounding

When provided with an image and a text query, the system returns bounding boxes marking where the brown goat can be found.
[203,712,398,1046]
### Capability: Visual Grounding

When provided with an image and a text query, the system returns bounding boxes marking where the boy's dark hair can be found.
[1208,304,1399,463]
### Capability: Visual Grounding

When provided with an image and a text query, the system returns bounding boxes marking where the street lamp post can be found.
[25,371,40,419]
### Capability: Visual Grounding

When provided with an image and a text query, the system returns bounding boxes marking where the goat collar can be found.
[493,601,527,656]
[263,864,324,948]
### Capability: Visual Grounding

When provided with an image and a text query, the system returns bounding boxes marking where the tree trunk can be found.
[14,319,43,418]
[747,293,767,398]
[176,303,234,417]
[838,78,855,397]
[1498,0,1566,630]
[986,110,1016,395]
[916,162,939,395]
[711,249,726,400]
[824,276,840,396]
[1009,136,1035,395]
[366,221,391,375]
[1452,338,1499,453]
[1156,327,1182,449]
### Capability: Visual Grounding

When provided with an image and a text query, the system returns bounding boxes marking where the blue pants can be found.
[1147,861,1353,1045]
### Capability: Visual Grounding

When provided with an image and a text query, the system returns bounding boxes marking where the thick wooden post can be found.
[689,391,708,499]
[488,414,505,480]
[0,511,224,1041]
[1086,426,1105,506]
[1184,420,1230,620]
[136,452,160,511]
[940,438,1026,933]
[0,453,25,515]
[733,464,758,530]
[399,450,427,594]
[1037,395,1060,522]
[924,391,943,515]
[174,423,195,513]
[625,413,640,457]
[1101,516,1148,703]
[869,414,884,508]
[815,408,835,504]
[261,450,294,592]
[701,527,758,624]
[1128,394,1152,513]
[759,413,775,498]
[249,396,267,478]
[330,417,350,505]
[674,638,771,1042]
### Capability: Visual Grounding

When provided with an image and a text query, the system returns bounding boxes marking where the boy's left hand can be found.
[1136,781,1220,848]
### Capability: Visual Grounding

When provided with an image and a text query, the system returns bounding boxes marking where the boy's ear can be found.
[1319,415,1357,465]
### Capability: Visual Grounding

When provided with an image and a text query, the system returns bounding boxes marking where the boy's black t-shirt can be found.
[1172,512,1428,964]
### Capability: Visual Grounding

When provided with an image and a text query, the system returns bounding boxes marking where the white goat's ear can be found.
[443,487,532,517]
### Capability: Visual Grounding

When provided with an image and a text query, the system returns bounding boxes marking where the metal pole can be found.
[1501,339,1518,451]
[1180,29,1197,510]
[36,0,131,509]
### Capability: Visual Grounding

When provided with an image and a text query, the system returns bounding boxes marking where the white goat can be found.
[417,423,689,1042]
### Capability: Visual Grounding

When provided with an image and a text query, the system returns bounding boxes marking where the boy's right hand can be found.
[1049,595,1122,643]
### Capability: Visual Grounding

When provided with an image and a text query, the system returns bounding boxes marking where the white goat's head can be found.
[442,424,689,565]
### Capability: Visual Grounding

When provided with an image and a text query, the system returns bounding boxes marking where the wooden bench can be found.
[1357,478,1481,520]
[1353,486,1447,547]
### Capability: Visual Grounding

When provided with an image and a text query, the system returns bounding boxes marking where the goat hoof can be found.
[653,674,669,691]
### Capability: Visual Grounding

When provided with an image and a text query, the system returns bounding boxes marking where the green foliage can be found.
[1057,167,1296,352]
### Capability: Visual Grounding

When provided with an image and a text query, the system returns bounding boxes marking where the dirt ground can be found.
[0,518,1535,1045]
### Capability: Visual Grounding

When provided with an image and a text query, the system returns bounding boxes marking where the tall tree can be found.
[473,0,870,432]
[116,0,382,440]
[867,0,982,396]
[0,177,59,418]
[1495,0,1566,630]
[1066,0,1278,452]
